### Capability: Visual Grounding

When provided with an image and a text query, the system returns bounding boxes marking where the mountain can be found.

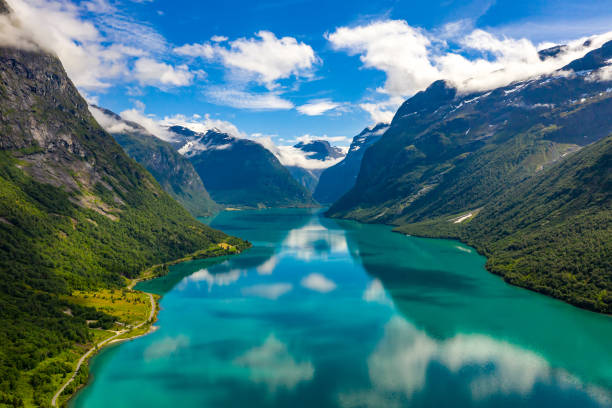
[328,40,612,312]
[313,123,388,204]
[293,140,345,161]
[398,135,611,313]
[0,4,246,403]
[170,127,316,208]
[89,107,219,217]
[285,140,346,192]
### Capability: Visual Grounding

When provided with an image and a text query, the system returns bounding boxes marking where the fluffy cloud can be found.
[359,101,398,124]
[205,87,294,110]
[234,334,314,392]
[118,102,177,142]
[256,137,347,170]
[159,113,246,138]
[133,58,194,87]
[1,0,195,92]
[339,317,611,406]
[328,20,612,96]
[175,31,318,89]
[301,273,337,293]
[241,283,293,300]
[327,20,612,121]
[144,335,190,361]
[297,99,342,116]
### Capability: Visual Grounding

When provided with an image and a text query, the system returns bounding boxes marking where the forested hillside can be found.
[328,40,612,312]
[0,6,245,404]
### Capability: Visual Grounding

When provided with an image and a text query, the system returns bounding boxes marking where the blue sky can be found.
[5,0,612,146]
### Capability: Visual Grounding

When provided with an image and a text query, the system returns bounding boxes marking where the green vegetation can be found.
[397,136,612,313]
[0,43,249,406]
[328,43,612,313]
[100,109,219,217]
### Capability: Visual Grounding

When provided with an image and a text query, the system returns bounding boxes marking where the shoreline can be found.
[52,291,159,407]
[53,241,250,407]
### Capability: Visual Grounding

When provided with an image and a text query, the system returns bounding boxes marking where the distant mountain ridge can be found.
[169,127,316,208]
[328,39,612,312]
[314,123,388,204]
[90,107,219,217]
[285,139,346,192]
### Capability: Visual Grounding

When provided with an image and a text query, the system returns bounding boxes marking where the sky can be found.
[2,0,612,147]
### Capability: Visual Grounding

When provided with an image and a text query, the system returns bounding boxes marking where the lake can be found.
[72,208,612,408]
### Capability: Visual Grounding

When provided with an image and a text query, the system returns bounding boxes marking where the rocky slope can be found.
[314,123,388,203]
[90,106,219,217]
[170,126,316,208]
[0,3,244,402]
[328,40,612,312]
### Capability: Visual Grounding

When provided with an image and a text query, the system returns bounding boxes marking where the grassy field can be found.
[63,289,152,327]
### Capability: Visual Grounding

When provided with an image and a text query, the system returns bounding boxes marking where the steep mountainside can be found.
[314,123,388,203]
[328,40,612,312]
[0,10,245,404]
[330,42,612,223]
[90,106,219,217]
[171,127,316,208]
[398,135,611,313]
[285,140,346,192]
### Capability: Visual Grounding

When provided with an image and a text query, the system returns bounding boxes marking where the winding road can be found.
[51,293,155,407]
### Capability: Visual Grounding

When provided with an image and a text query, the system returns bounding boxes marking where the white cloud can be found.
[339,317,612,406]
[587,64,612,82]
[327,19,612,97]
[301,273,336,293]
[175,31,318,89]
[160,113,246,138]
[363,279,391,304]
[118,102,176,141]
[256,256,278,275]
[256,137,347,170]
[234,334,314,392]
[185,267,244,291]
[144,335,190,361]
[359,101,399,124]
[89,105,136,134]
[297,99,341,116]
[133,57,194,87]
[241,283,293,300]
[1,0,194,92]
[206,87,294,110]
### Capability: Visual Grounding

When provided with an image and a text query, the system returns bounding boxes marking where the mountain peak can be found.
[294,139,345,161]
[394,79,457,121]
[562,40,612,72]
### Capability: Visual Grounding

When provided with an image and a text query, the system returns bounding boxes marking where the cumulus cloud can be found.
[234,334,314,392]
[339,317,612,406]
[301,273,337,293]
[587,64,612,82]
[359,101,399,124]
[297,99,342,116]
[118,102,177,142]
[99,101,246,141]
[241,283,293,300]
[133,57,194,87]
[327,19,612,107]
[144,335,190,361]
[1,0,195,92]
[159,113,246,138]
[175,31,318,89]
[363,279,391,305]
[89,105,136,134]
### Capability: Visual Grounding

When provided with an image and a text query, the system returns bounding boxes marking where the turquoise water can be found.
[72,209,612,407]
